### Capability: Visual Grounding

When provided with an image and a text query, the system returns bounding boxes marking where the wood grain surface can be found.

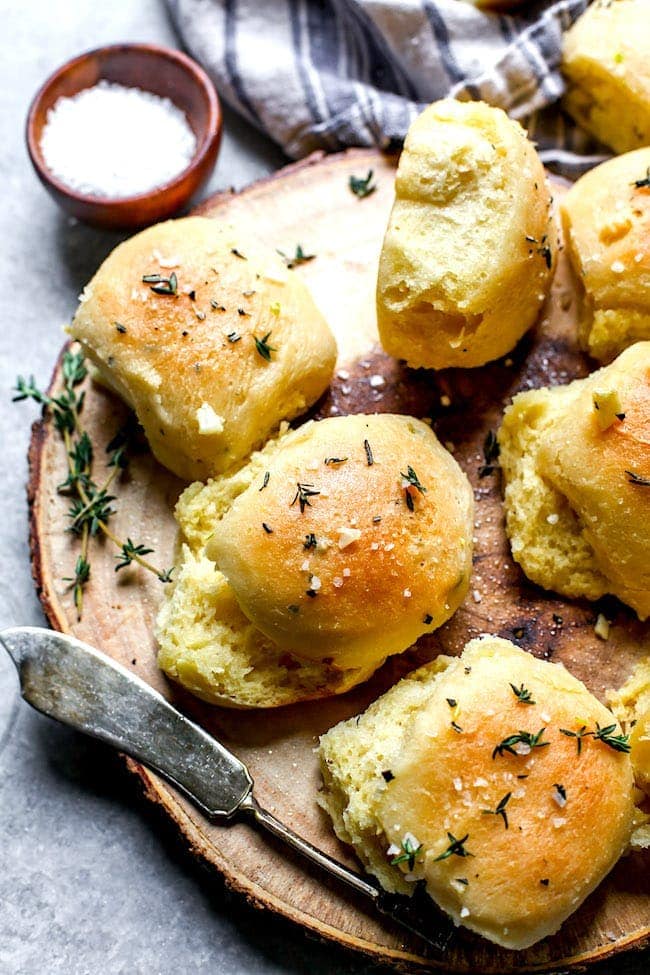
[29,148,650,973]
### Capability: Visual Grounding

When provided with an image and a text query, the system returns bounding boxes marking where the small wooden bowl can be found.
[26,43,222,230]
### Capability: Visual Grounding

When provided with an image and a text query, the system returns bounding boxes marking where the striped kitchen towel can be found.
[166,0,608,171]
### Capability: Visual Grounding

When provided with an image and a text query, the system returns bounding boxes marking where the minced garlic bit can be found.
[337,526,362,549]
[594,613,610,640]
[592,389,624,431]
[195,403,225,435]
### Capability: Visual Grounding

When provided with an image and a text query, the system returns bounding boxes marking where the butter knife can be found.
[0,625,453,953]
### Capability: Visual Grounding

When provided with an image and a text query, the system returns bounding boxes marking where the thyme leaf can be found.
[349,170,376,199]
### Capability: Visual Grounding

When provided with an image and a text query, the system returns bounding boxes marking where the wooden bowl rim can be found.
[25,41,222,209]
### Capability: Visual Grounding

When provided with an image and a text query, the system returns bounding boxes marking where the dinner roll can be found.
[562,0,650,154]
[70,216,336,481]
[376,99,556,370]
[561,148,650,362]
[156,424,377,707]
[156,547,376,709]
[205,414,474,670]
[319,636,635,950]
[498,343,650,618]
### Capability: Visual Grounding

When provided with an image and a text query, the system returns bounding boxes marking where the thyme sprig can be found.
[142,272,178,295]
[13,349,173,618]
[277,244,315,269]
[401,465,427,511]
[492,728,549,759]
[560,722,630,754]
[254,331,276,362]
[349,170,376,199]
[626,470,650,487]
[478,430,500,478]
[482,792,511,829]
[509,682,536,705]
[390,835,423,871]
[291,482,320,513]
[434,832,473,862]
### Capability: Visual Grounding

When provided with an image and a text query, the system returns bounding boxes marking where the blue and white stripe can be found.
[167,0,604,171]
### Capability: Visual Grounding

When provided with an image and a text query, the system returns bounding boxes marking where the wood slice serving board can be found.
[29,148,650,973]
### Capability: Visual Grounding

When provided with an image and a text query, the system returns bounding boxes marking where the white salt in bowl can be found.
[26,43,222,230]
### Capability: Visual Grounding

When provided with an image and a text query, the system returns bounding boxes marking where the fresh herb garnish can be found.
[324,456,348,465]
[381,770,394,783]
[450,720,463,734]
[559,722,630,754]
[633,167,650,188]
[227,331,241,343]
[433,832,473,862]
[277,244,315,269]
[291,482,320,513]
[349,170,376,199]
[626,470,650,486]
[593,723,631,753]
[231,248,246,259]
[303,533,317,549]
[254,331,276,362]
[492,728,549,759]
[423,613,434,625]
[259,471,270,492]
[509,682,535,705]
[553,783,567,802]
[559,725,590,755]
[482,792,511,829]
[364,439,374,466]
[62,555,91,619]
[262,522,274,534]
[115,539,154,572]
[479,430,500,478]
[446,698,457,708]
[142,272,177,295]
[13,349,172,618]
[390,835,422,870]
[211,299,226,311]
[115,323,127,334]
[237,307,250,316]
[401,465,427,511]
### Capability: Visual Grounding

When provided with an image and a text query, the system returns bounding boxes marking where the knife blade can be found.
[0,625,454,953]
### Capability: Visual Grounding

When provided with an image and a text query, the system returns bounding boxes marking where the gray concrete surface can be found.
[0,2,647,974]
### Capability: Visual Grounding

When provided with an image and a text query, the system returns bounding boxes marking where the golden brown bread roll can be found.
[70,216,337,481]
[562,0,650,154]
[205,413,474,670]
[319,636,635,949]
[156,423,378,708]
[498,342,650,618]
[561,147,650,362]
[376,99,556,369]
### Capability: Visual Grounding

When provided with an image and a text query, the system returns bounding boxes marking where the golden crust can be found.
[205,414,474,670]
[376,99,556,369]
[320,636,635,950]
[498,343,650,619]
[561,148,650,361]
[70,216,337,481]
[562,0,650,154]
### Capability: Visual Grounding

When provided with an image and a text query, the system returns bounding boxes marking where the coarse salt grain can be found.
[369,374,385,388]
[40,80,197,198]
